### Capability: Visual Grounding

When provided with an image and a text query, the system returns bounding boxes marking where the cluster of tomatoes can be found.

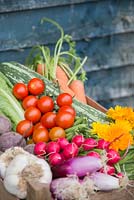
[13,77,76,144]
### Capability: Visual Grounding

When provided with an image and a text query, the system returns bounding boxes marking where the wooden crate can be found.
[0,178,134,200]
[0,179,52,200]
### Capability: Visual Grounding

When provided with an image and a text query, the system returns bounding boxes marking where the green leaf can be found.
[0,73,24,130]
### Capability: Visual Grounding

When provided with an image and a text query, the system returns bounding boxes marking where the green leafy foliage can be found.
[0,72,24,130]
[25,17,87,83]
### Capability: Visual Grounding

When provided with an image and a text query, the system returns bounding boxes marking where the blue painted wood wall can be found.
[0,0,134,109]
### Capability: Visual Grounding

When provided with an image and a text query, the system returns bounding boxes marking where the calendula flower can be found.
[107,105,134,129]
[91,122,109,139]
[107,120,133,151]
[128,112,134,129]
[91,120,133,151]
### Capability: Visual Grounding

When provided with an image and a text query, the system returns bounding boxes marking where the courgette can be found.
[0,62,108,124]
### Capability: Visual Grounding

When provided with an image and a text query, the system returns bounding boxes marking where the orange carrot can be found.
[58,79,75,97]
[56,66,74,96]
[37,63,45,75]
[69,80,87,104]
[56,66,69,84]
[36,64,74,97]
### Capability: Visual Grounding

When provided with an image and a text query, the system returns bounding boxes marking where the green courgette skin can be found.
[0,62,108,124]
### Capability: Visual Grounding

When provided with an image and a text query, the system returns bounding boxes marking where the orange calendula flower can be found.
[91,120,133,151]
[129,112,134,129]
[107,120,133,151]
[107,105,134,129]
[91,122,109,139]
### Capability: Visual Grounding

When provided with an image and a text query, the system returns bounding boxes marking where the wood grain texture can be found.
[0,179,17,200]
[0,0,133,108]
[0,178,134,200]
[0,0,134,52]
[0,0,97,13]
[85,65,134,104]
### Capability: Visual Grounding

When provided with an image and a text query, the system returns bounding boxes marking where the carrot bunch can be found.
[25,18,88,104]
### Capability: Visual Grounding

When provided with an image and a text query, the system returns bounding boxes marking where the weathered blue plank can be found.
[0,0,133,109]
[98,95,134,109]
[0,0,134,52]
[0,33,134,72]
[85,65,134,103]
[0,0,97,13]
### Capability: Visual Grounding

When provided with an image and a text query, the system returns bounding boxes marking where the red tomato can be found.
[37,96,54,113]
[28,78,45,95]
[41,112,56,129]
[55,111,75,129]
[22,95,38,110]
[16,119,33,137]
[13,83,28,100]
[49,127,66,141]
[24,106,41,123]
[58,105,76,117]
[56,93,73,107]
[33,122,45,131]
[32,127,49,143]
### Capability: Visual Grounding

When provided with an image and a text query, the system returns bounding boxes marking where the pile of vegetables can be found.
[0,18,134,200]
[0,67,133,199]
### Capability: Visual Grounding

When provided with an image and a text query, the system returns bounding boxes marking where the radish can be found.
[89,172,121,191]
[97,139,110,150]
[57,137,69,150]
[46,141,60,154]
[99,165,115,175]
[62,143,78,159]
[107,149,121,164]
[116,172,124,178]
[82,138,97,151]
[50,172,128,200]
[34,142,46,156]
[50,177,82,200]
[52,155,103,178]
[49,153,63,166]
[72,135,85,147]
[87,151,100,159]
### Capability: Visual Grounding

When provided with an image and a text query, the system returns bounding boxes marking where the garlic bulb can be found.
[0,147,28,178]
[4,153,52,199]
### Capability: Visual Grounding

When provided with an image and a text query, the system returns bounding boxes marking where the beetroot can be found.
[0,115,12,135]
[24,144,35,154]
[0,132,26,152]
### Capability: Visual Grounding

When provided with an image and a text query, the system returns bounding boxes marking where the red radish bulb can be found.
[116,172,124,178]
[49,153,63,166]
[59,152,66,162]
[57,138,69,150]
[46,141,60,154]
[99,165,115,175]
[52,156,103,178]
[90,172,120,191]
[34,142,46,156]
[87,151,101,159]
[72,135,85,147]
[107,149,121,164]
[82,138,97,151]
[97,139,110,150]
[63,143,79,159]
